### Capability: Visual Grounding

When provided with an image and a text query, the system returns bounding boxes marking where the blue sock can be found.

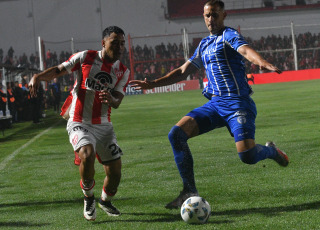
[168,126,197,193]
[238,144,278,164]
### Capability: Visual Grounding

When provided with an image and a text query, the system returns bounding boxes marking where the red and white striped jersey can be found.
[60,50,130,124]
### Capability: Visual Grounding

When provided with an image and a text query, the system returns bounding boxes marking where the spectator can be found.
[12,81,24,122]
[30,53,36,68]
[46,49,52,67]
[0,48,3,63]
[50,77,61,112]
[6,82,16,121]
[31,83,44,123]
[8,46,14,59]
[247,73,255,84]
[0,83,7,116]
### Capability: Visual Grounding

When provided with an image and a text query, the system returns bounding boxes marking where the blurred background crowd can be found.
[1,30,319,80]
[0,30,319,126]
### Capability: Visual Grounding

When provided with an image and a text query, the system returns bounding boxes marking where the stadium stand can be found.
[166,0,320,19]
[1,31,319,81]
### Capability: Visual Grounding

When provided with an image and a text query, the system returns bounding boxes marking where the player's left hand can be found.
[99,90,113,105]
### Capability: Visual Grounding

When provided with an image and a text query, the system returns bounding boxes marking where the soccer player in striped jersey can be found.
[130,0,289,209]
[29,26,130,220]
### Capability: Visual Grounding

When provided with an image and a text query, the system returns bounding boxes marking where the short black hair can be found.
[205,0,225,10]
[102,26,125,39]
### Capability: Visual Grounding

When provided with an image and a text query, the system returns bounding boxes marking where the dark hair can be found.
[205,0,225,10]
[102,26,125,39]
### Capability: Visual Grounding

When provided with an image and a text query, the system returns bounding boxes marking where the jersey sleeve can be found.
[62,51,86,74]
[225,28,248,52]
[114,68,130,95]
[188,44,203,69]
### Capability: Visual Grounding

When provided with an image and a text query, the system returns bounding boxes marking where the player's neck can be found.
[101,51,116,63]
[210,26,225,36]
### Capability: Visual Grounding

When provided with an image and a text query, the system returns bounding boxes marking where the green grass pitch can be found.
[0,80,319,229]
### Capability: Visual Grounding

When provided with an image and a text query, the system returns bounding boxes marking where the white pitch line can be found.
[0,121,61,171]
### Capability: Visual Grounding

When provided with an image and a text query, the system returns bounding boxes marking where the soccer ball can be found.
[180,196,211,224]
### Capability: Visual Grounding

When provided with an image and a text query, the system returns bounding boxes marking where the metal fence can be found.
[34,22,320,84]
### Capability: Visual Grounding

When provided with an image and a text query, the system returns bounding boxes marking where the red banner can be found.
[248,68,320,85]
[203,69,320,86]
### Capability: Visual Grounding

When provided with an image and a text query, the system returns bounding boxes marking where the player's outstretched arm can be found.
[238,45,282,74]
[29,64,68,97]
[130,61,198,90]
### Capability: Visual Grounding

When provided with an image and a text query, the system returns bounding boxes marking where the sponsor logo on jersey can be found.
[234,111,247,117]
[85,71,114,92]
[237,131,248,137]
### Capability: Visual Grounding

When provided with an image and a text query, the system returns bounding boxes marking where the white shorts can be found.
[67,121,123,163]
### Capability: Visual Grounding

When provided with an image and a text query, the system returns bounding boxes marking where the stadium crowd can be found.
[0,74,61,124]
[1,31,319,81]
[0,31,319,122]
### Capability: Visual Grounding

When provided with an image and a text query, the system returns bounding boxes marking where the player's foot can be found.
[98,198,121,216]
[266,141,289,167]
[84,195,96,221]
[165,190,199,209]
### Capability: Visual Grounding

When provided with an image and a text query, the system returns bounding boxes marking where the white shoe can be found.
[84,196,96,221]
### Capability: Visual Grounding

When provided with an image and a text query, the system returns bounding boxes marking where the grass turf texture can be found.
[0,80,319,229]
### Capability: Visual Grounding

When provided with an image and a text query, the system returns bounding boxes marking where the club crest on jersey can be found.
[114,68,123,77]
[85,71,114,92]
[235,111,247,124]
[72,134,78,145]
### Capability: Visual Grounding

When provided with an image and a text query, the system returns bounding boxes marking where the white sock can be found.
[80,180,95,197]
[101,187,115,201]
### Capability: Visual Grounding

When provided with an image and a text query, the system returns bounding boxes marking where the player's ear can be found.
[223,11,227,19]
[102,40,105,48]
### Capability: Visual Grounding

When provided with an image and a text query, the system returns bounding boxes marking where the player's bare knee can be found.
[78,145,95,163]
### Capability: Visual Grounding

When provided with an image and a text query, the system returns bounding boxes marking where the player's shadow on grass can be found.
[211,200,320,217]
[0,197,132,209]
[1,199,319,224]
[0,115,66,142]
[93,200,320,224]
[93,213,232,225]
[0,198,83,209]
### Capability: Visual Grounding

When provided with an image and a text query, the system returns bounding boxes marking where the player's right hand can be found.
[129,78,154,90]
[28,74,39,97]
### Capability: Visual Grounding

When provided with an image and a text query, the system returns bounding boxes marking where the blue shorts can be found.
[186,95,257,142]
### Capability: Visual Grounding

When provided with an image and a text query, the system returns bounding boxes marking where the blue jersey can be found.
[189,27,253,98]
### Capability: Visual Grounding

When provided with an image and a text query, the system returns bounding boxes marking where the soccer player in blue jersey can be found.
[130,0,289,209]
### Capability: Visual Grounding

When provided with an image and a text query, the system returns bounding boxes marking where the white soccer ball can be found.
[180,196,211,224]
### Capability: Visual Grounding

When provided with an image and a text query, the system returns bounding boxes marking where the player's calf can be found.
[238,146,261,164]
